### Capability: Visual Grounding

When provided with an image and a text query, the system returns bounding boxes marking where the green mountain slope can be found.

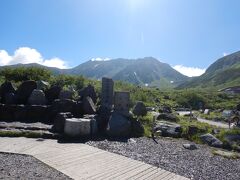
[0,57,189,88]
[178,51,240,89]
[67,57,188,88]
[111,57,187,87]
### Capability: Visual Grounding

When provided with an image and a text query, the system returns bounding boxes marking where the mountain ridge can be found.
[178,51,240,89]
[0,57,189,88]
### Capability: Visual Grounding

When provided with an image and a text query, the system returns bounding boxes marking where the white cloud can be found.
[91,57,110,61]
[223,52,228,57]
[173,65,206,77]
[0,47,68,69]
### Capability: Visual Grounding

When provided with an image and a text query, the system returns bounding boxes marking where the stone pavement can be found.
[0,137,189,180]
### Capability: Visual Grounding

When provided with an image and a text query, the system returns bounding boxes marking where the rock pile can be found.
[0,78,145,138]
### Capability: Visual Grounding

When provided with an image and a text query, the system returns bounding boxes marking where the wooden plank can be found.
[0,137,189,180]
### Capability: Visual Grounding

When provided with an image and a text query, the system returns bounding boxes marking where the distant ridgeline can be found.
[0,57,188,89]
[1,52,240,90]
[178,51,240,89]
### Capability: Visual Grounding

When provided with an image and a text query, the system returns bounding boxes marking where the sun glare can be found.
[128,0,147,10]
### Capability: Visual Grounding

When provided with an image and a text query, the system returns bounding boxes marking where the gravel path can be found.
[86,137,240,180]
[0,152,72,180]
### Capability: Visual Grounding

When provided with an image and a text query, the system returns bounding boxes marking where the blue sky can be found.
[0,0,240,76]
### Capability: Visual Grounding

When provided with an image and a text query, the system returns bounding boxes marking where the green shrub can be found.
[0,67,51,82]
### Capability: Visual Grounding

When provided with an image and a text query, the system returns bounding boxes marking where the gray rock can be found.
[128,138,137,143]
[212,129,221,134]
[159,105,172,113]
[59,89,74,100]
[45,85,61,104]
[224,134,240,145]
[204,109,210,115]
[16,80,37,104]
[64,118,96,137]
[83,96,96,114]
[0,81,16,103]
[155,121,182,138]
[51,99,77,114]
[157,113,179,122]
[37,80,50,90]
[5,93,17,105]
[28,89,47,105]
[200,133,223,148]
[106,112,131,137]
[79,85,97,103]
[131,119,144,137]
[82,114,98,135]
[53,112,73,133]
[114,91,130,116]
[132,101,147,116]
[183,143,198,150]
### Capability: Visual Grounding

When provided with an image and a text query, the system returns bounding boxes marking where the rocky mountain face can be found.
[67,57,188,88]
[178,51,240,89]
[0,57,189,88]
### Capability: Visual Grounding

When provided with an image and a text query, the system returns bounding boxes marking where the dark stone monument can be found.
[101,77,114,109]
[98,77,114,132]
[114,91,130,116]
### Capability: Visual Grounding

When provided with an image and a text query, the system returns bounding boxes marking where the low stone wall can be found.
[0,104,52,124]
[0,99,86,124]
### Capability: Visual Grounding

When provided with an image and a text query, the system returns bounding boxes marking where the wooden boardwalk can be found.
[0,137,189,180]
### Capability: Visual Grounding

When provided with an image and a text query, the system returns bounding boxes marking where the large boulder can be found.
[53,112,73,133]
[200,133,223,148]
[5,93,17,105]
[59,89,74,100]
[16,80,37,104]
[28,89,47,105]
[132,101,147,116]
[159,105,172,113]
[224,134,240,145]
[106,112,131,137]
[45,85,61,104]
[157,113,179,122]
[154,121,182,138]
[37,80,50,90]
[51,99,77,114]
[79,85,97,103]
[83,96,96,115]
[0,81,16,103]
